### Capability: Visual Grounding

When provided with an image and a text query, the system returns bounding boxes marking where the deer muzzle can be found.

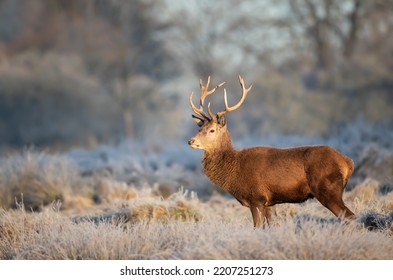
[188,138,200,149]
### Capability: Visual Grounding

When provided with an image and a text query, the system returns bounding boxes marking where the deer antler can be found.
[199,76,225,106]
[190,76,225,123]
[189,92,209,120]
[217,75,252,117]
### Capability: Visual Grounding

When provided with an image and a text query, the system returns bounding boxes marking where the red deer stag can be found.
[188,76,355,228]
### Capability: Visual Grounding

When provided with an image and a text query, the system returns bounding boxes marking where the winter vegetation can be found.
[1,126,392,259]
[0,0,393,259]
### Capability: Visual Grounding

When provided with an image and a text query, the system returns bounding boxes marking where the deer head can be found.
[188,75,253,152]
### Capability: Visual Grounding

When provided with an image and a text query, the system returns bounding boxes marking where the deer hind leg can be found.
[312,177,355,220]
[320,195,355,219]
[250,205,271,228]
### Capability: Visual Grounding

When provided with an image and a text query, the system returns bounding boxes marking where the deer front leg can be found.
[250,205,271,228]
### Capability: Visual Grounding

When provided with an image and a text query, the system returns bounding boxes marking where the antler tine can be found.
[199,76,209,107]
[207,102,217,123]
[190,92,209,120]
[200,76,225,107]
[223,75,252,113]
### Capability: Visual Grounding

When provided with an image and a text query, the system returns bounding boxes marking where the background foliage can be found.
[0,0,392,150]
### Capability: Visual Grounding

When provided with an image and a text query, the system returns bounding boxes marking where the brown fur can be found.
[189,119,355,228]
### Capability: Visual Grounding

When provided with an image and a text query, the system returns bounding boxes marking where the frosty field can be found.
[1,125,392,260]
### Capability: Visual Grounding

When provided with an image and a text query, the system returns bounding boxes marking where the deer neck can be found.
[201,135,238,191]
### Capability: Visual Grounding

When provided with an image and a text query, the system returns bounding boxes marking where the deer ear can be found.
[217,114,226,127]
[192,115,204,127]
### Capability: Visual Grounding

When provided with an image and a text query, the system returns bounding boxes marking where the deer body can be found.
[188,76,355,228]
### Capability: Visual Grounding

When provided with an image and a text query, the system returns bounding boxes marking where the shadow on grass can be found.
[293,212,393,232]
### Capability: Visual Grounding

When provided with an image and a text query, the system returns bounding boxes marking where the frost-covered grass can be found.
[0,191,392,260]
[1,127,393,259]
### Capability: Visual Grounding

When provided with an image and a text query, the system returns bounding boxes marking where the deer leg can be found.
[313,183,355,220]
[309,172,356,220]
[259,205,271,227]
[250,206,261,228]
[324,199,355,219]
[250,205,271,228]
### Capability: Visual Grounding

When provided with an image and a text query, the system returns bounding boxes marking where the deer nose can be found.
[188,138,195,146]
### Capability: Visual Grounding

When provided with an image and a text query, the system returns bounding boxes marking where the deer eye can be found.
[210,129,215,133]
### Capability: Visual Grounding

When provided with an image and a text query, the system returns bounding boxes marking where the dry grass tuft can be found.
[0,151,78,211]
[72,191,203,225]
[93,178,138,204]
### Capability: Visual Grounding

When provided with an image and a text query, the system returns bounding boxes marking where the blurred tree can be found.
[92,0,179,81]
[150,0,293,78]
[0,0,25,42]
[288,0,393,77]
